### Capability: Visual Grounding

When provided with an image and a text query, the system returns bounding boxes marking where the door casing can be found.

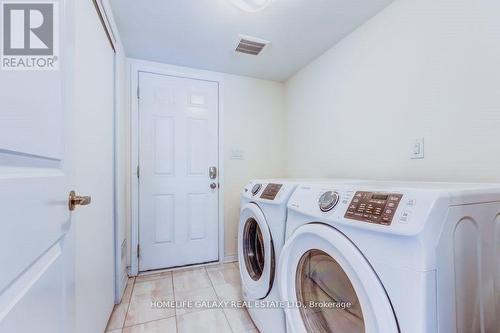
[128,59,225,276]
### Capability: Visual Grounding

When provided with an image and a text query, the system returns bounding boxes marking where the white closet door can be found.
[73,1,115,332]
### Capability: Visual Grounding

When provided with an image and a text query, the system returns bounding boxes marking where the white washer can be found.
[279,181,500,333]
[238,180,298,333]
[238,179,359,333]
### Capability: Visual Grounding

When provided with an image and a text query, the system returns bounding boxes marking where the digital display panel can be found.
[345,191,402,225]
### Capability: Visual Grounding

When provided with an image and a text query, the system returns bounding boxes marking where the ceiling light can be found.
[231,0,272,12]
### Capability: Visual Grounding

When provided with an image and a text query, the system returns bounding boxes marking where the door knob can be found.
[68,191,92,211]
[210,182,217,189]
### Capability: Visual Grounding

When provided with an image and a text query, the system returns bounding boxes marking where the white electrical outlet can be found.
[411,138,424,159]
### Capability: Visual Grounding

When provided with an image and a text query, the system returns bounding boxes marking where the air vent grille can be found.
[235,36,269,56]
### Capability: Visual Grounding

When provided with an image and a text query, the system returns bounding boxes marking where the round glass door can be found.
[278,223,398,333]
[238,203,274,299]
[243,217,266,281]
[296,250,364,333]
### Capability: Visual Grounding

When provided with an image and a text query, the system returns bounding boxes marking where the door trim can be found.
[92,0,116,52]
[128,59,225,276]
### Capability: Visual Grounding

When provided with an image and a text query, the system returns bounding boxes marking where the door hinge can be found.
[137,86,140,99]
[137,244,140,258]
[136,164,140,178]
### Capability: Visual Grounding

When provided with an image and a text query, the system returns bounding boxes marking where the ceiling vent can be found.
[235,35,270,56]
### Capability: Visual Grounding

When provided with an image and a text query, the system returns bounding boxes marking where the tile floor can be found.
[106,262,259,333]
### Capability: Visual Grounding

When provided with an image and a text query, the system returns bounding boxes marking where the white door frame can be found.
[128,59,225,276]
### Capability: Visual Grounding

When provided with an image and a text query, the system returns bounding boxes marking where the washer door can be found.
[238,203,275,299]
[278,224,398,333]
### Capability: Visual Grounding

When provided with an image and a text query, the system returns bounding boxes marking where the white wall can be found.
[126,59,285,264]
[223,75,286,256]
[285,0,500,182]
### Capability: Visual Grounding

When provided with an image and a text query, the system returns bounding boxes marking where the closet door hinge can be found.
[137,86,140,99]
[136,164,140,179]
[137,244,140,258]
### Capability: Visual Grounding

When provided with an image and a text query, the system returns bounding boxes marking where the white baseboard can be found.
[223,254,238,263]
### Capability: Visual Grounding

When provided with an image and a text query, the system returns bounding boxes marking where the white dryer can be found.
[238,180,298,333]
[279,181,500,333]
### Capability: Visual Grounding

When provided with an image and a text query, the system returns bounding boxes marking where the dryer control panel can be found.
[345,191,403,225]
[260,183,283,200]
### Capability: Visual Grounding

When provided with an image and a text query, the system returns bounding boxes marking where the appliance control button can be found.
[406,199,416,206]
[251,184,262,196]
[318,191,340,212]
[389,195,401,201]
[399,211,411,223]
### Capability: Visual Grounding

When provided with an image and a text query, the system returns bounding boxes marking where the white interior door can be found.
[0,1,75,332]
[73,1,115,332]
[138,72,219,271]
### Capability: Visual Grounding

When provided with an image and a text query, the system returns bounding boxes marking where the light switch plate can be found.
[411,138,424,159]
[231,149,245,160]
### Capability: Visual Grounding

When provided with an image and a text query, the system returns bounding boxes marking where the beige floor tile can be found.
[135,271,172,283]
[177,308,232,333]
[122,317,176,333]
[106,301,129,331]
[172,265,207,274]
[173,267,212,292]
[106,330,122,333]
[213,282,244,302]
[205,262,236,272]
[121,278,135,304]
[224,307,257,333]
[174,286,219,316]
[207,264,241,286]
[132,277,173,299]
[125,291,175,327]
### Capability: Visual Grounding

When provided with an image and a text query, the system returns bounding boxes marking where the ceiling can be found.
[109,0,394,82]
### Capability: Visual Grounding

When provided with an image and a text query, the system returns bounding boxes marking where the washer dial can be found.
[251,184,262,196]
[318,191,340,212]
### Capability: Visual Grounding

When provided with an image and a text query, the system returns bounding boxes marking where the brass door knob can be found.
[69,191,92,211]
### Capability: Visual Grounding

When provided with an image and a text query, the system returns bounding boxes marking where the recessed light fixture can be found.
[231,0,273,12]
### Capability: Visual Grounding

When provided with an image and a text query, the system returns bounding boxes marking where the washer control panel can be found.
[345,191,403,225]
[260,183,283,200]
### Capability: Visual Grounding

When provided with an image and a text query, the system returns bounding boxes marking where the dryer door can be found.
[278,224,398,333]
[238,203,275,300]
